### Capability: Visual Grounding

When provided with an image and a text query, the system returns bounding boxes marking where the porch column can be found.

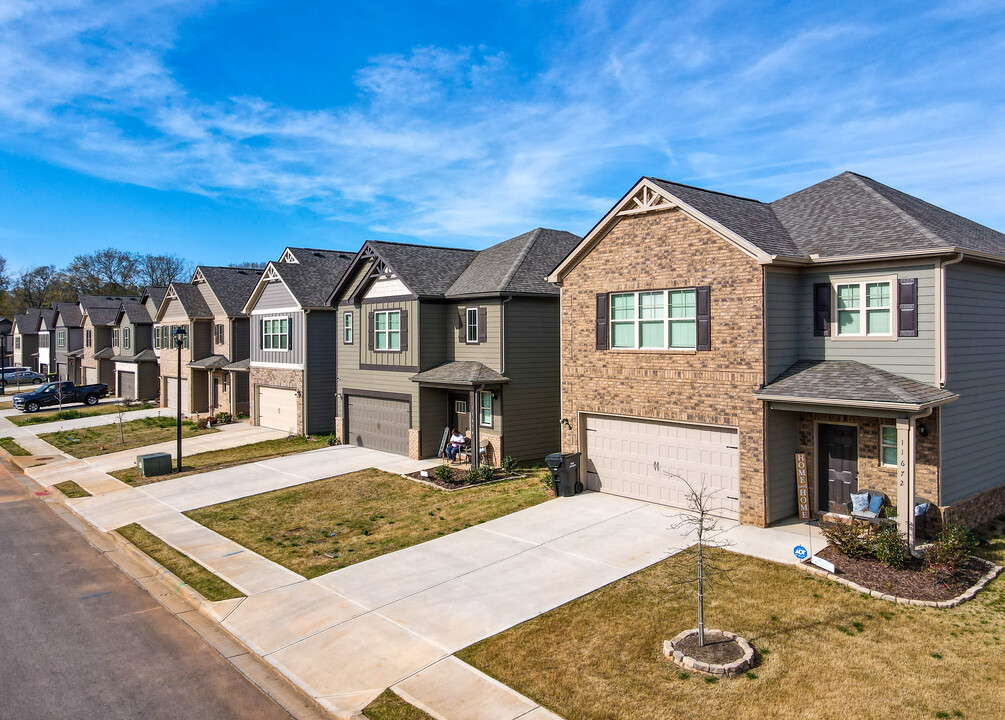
[896,417,916,551]
[469,388,480,470]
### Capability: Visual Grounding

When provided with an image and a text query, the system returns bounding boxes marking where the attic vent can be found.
[313,252,324,257]
[237,270,247,275]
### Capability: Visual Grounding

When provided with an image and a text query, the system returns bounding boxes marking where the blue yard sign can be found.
[793,545,808,561]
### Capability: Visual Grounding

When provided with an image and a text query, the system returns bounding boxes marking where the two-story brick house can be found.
[329,229,581,465]
[549,173,1004,531]
[155,267,261,416]
[79,294,140,388]
[108,287,166,400]
[244,247,353,435]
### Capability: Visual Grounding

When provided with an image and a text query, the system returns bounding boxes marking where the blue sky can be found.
[1,0,1004,270]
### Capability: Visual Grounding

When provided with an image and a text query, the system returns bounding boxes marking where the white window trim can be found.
[262,316,290,352]
[343,312,354,344]
[123,327,131,350]
[609,289,697,350]
[479,391,493,427]
[374,309,401,352]
[880,425,897,467]
[831,275,898,339]
[56,329,66,347]
[466,307,479,344]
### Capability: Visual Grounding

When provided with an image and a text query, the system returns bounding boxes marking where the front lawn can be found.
[53,480,91,498]
[186,469,553,578]
[458,520,1005,720]
[363,690,433,720]
[111,435,326,486]
[117,523,243,602]
[0,437,31,456]
[8,402,155,427]
[40,416,217,458]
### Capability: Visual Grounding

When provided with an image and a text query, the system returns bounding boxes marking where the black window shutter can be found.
[595,293,608,350]
[368,311,375,351]
[478,307,488,343]
[457,309,466,342]
[696,286,711,352]
[258,318,264,349]
[898,278,918,337]
[813,283,831,337]
[399,309,408,351]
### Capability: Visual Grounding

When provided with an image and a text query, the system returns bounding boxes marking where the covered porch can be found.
[758,360,958,544]
[410,361,509,468]
[188,355,250,418]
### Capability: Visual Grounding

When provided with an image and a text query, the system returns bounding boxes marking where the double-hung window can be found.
[479,391,493,427]
[56,329,66,347]
[262,317,289,351]
[374,310,401,351]
[610,289,697,349]
[343,312,353,344]
[466,308,478,343]
[123,327,130,350]
[881,426,897,467]
[835,279,893,337]
[215,324,225,345]
[112,329,119,347]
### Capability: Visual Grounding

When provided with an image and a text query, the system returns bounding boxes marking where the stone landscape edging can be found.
[802,556,1002,608]
[663,629,755,677]
[403,471,528,492]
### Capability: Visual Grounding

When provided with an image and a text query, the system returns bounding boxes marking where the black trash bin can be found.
[545,452,583,497]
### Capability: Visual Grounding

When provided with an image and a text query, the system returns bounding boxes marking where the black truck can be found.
[12,381,110,413]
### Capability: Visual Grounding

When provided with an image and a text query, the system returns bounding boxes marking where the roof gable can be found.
[191,266,263,317]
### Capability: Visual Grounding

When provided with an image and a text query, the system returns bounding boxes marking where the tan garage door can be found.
[118,372,136,399]
[347,395,409,455]
[83,367,97,385]
[584,415,740,519]
[258,386,298,434]
[165,377,189,413]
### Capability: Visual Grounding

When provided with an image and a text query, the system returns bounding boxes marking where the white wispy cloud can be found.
[1,0,1004,244]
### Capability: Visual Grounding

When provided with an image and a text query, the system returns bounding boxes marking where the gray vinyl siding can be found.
[419,386,449,457]
[765,409,799,522]
[450,300,501,370]
[305,310,337,434]
[138,363,159,400]
[231,317,250,361]
[250,310,305,366]
[940,261,1005,504]
[763,269,800,382]
[501,297,562,462]
[255,281,298,312]
[192,320,213,360]
[360,299,419,368]
[797,263,937,383]
[419,302,449,370]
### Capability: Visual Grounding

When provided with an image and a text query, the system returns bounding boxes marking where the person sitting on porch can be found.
[445,428,466,462]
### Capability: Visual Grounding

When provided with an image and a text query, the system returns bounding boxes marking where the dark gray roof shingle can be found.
[144,286,168,307]
[196,266,265,317]
[112,349,158,363]
[37,309,57,331]
[52,302,82,328]
[78,294,140,310]
[755,360,958,408]
[14,309,42,334]
[273,250,354,307]
[87,307,121,326]
[367,241,477,297]
[168,283,213,319]
[120,302,153,324]
[410,361,510,386]
[187,354,230,369]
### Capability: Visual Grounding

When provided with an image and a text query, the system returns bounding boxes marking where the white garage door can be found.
[584,415,740,519]
[84,367,96,385]
[258,386,298,434]
[165,377,189,413]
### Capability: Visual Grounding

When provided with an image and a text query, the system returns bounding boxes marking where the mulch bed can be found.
[674,631,745,665]
[817,546,987,601]
[405,465,515,490]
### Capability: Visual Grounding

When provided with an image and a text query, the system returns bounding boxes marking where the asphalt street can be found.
[0,462,293,720]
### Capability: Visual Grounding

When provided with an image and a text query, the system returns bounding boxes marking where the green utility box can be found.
[136,452,173,477]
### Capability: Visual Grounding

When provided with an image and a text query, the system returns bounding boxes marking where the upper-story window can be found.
[374,310,400,351]
[56,329,66,347]
[85,330,92,348]
[466,308,479,343]
[215,323,225,345]
[15,336,20,350]
[153,326,160,350]
[611,289,696,349]
[112,329,119,348]
[343,312,353,344]
[834,279,893,337]
[123,327,131,350]
[39,333,49,349]
[262,317,289,351]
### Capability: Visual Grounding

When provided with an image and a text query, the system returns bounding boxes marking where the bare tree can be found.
[227,260,268,269]
[65,249,141,295]
[140,254,191,287]
[666,474,735,647]
[0,255,9,293]
[53,381,69,411]
[13,265,63,310]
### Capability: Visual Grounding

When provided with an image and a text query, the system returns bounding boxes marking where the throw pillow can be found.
[868,493,884,514]
[850,492,870,513]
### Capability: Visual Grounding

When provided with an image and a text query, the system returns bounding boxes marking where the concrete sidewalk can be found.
[0,401,158,436]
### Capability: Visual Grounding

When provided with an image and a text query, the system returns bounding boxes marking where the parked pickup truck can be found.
[12,381,110,413]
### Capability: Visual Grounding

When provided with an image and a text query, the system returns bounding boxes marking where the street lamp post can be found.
[0,332,6,396]
[172,326,187,472]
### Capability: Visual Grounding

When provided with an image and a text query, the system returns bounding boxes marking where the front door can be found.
[450,394,470,435]
[818,423,858,511]
[212,378,220,411]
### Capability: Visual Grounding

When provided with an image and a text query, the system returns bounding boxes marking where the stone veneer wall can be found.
[942,482,1005,528]
[558,208,768,526]
[249,366,304,435]
[408,429,421,460]
[797,410,940,513]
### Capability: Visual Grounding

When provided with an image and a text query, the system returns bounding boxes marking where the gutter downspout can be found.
[302,309,309,436]
[937,252,964,388]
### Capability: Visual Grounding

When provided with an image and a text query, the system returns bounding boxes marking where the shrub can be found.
[195,416,216,430]
[874,523,908,569]
[462,468,480,485]
[433,465,453,482]
[925,523,977,583]
[501,455,518,474]
[325,432,340,446]
[215,411,232,424]
[820,517,874,559]
[476,464,495,482]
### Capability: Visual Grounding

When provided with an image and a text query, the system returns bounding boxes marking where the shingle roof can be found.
[13,309,42,335]
[410,361,510,386]
[143,286,168,307]
[222,358,250,371]
[168,283,213,319]
[755,360,958,409]
[112,349,158,363]
[78,294,140,310]
[37,309,57,331]
[93,346,115,359]
[195,266,265,317]
[87,307,122,326]
[187,354,230,369]
[120,302,153,324]
[52,302,82,328]
[273,251,353,307]
[646,172,1005,261]
[446,228,582,297]
[367,241,477,297]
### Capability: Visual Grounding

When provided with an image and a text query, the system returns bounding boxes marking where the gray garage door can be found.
[118,371,136,399]
[347,395,409,455]
[584,415,740,519]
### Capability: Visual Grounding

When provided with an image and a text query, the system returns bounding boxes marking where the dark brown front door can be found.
[450,394,470,435]
[818,423,858,511]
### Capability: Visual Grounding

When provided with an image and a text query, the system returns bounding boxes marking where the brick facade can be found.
[408,429,421,460]
[942,481,1005,528]
[249,366,304,434]
[559,208,768,526]
[797,410,941,514]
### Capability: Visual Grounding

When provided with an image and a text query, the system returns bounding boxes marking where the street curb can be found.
[38,476,334,720]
